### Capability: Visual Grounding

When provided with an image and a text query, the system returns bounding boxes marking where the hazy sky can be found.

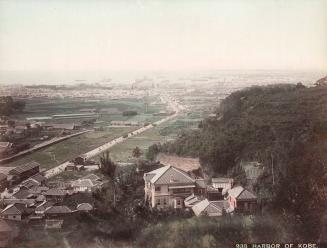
[0,0,326,73]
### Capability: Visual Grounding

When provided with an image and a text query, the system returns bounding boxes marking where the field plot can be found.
[4,127,135,169]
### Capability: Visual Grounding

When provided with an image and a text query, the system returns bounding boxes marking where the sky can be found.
[0,0,326,77]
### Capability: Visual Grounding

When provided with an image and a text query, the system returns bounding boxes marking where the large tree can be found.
[99,151,117,207]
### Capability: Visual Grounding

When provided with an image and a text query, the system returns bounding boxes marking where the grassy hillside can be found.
[160,82,327,240]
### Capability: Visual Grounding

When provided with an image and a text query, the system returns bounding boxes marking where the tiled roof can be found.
[82,174,100,181]
[228,186,256,200]
[184,194,201,206]
[44,188,66,196]
[237,189,257,200]
[211,200,230,210]
[30,173,47,183]
[192,199,227,216]
[1,203,26,215]
[21,178,40,189]
[227,186,244,198]
[71,179,94,188]
[156,154,201,172]
[144,173,155,183]
[9,161,40,175]
[35,201,54,212]
[45,206,72,214]
[149,166,195,185]
[211,178,233,184]
[12,189,30,199]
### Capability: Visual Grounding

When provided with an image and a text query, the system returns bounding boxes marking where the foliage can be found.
[158,83,327,239]
[0,96,25,116]
[145,143,161,161]
[99,151,116,179]
[132,146,142,158]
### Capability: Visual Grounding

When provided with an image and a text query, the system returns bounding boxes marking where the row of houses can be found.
[0,172,101,223]
[144,165,257,216]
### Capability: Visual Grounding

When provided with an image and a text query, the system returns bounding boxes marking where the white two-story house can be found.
[144,165,197,209]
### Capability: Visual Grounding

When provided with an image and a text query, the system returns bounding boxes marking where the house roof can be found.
[82,174,100,181]
[35,201,54,212]
[237,189,257,200]
[12,189,31,199]
[192,199,226,216]
[156,154,201,172]
[44,188,66,196]
[228,186,256,200]
[211,178,233,184]
[20,178,40,189]
[1,203,26,215]
[145,165,195,185]
[29,186,49,194]
[144,173,155,183]
[45,205,72,214]
[9,161,40,175]
[3,199,35,207]
[30,173,47,183]
[77,203,93,211]
[0,219,12,232]
[184,194,201,206]
[71,179,95,188]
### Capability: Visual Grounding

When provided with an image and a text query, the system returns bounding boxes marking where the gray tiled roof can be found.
[150,166,195,185]
[45,205,72,214]
[30,173,47,183]
[228,186,257,200]
[192,199,227,216]
[1,203,26,215]
[82,174,100,181]
[9,161,40,175]
[44,188,66,196]
[12,189,30,199]
[237,189,257,200]
[71,179,94,188]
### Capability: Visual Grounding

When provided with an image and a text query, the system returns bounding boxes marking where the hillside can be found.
[159,80,327,240]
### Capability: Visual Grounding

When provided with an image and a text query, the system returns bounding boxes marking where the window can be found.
[156,199,161,206]
[177,199,181,205]
[163,198,167,205]
[155,186,161,192]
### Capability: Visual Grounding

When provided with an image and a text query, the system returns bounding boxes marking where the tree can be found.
[146,144,161,161]
[132,146,142,159]
[99,151,116,179]
[99,151,117,207]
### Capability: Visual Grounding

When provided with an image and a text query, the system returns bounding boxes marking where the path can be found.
[44,94,183,178]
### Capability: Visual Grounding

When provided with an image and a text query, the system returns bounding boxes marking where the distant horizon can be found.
[0,69,325,86]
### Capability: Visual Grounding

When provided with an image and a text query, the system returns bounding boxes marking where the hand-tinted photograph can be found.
[0,1,326,247]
